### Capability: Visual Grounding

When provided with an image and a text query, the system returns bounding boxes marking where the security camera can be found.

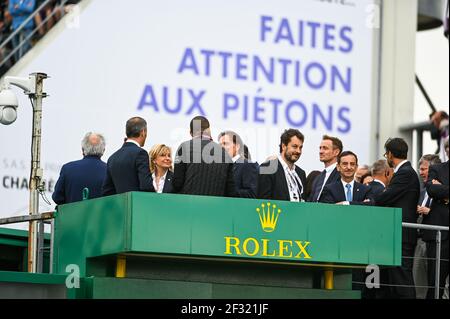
[0,89,18,125]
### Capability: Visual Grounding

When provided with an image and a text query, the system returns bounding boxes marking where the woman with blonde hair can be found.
[148,144,173,193]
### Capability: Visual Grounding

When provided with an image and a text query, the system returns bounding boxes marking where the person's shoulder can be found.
[294,165,306,175]
[259,158,279,167]
[355,181,370,191]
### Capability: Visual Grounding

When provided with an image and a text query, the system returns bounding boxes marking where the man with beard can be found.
[257,129,307,201]
[369,137,420,298]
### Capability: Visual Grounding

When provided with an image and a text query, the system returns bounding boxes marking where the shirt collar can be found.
[126,139,141,148]
[394,160,408,173]
[341,179,355,189]
[232,154,241,163]
[152,170,168,180]
[325,162,337,173]
[278,155,296,172]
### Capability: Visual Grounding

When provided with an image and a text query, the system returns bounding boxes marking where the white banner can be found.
[0,0,380,229]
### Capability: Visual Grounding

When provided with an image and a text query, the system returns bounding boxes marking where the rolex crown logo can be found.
[256,202,282,232]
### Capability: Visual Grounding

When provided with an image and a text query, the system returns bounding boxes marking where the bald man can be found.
[53,132,107,204]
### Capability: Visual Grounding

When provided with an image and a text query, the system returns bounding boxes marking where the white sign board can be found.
[0,0,380,229]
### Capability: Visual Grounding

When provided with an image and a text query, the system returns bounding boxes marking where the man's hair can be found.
[218,130,244,156]
[81,132,106,157]
[279,129,304,153]
[126,117,147,138]
[190,116,210,136]
[371,159,389,176]
[322,135,343,155]
[419,154,441,166]
[148,144,172,173]
[337,150,358,164]
[384,138,408,159]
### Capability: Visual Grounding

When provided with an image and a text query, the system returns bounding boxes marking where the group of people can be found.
[51,115,449,299]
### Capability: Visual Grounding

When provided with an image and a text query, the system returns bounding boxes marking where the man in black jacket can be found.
[218,130,258,198]
[257,129,306,201]
[423,138,449,299]
[102,117,155,195]
[173,116,235,196]
[367,159,392,196]
[370,138,420,298]
[308,135,343,202]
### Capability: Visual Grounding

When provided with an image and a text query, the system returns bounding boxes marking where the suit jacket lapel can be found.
[277,160,290,199]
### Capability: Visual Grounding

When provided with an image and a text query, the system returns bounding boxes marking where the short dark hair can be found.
[322,135,343,154]
[384,138,408,159]
[190,116,210,136]
[338,150,358,164]
[126,117,147,138]
[279,129,304,153]
[218,130,244,156]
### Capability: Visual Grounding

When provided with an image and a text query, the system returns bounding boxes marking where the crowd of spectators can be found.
[0,0,80,75]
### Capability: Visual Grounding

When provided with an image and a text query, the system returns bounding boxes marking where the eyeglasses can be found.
[383,152,388,159]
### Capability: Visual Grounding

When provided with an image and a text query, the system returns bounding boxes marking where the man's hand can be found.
[417,205,431,215]
[432,179,442,185]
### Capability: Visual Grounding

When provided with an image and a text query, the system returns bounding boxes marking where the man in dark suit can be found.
[53,132,107,204]
[367,159,392,196]
[173,116,235,196]
[102,117,155,195]
[308,135,343,202]
[319,151,373,204]
[423,139,449,299]
[257,129,306,201]
[414,154,441,299]
[370,138,420,298]
[218,130,258,198]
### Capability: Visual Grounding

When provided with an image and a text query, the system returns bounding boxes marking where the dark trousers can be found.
[385,242,416,298]
[425,239,449,299]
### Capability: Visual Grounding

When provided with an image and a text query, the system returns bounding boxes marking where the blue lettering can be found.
[285,101,308,127]
[323,24,335,51]
[331,66,351,93]
[253,95,265,123]
[223,93,239,119]
[307,21,321,48]
[339,26,353,53]
[200,49,215,76]
[177,48,199,75]
[312,103,333,131]
[260,16,273,42]
[137,85,159,111]
[337,106,351,133]
[275,18,294,45]
[253,56,274,84]
[218,51,232,78]
[305,62,327,90]
[186,89,206,116]
[236,53,248,80]
[162,87,182,114]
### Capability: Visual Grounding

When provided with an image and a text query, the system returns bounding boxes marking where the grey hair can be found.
[81,132,106,157]
[419,154,441,166]
[371,159,389,176]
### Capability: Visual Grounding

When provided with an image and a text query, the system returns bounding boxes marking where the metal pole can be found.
[435,230,442,299]
[27,73,48,273]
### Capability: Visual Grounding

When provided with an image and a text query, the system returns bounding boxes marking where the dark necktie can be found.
[311,169,326,202]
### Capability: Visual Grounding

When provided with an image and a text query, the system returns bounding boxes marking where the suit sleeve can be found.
[237,162,258,198]
[102,164,116,196]
[426,165,449,200]
[373,169,410,206]
[52,167,66,205]
[136,149,155,192]
[257,162,273,199]
[172,144,186,193]
[318,185,334,203]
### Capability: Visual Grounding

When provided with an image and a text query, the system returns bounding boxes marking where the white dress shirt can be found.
[317,162,337,201]
[340,179,355,205]
[278,155,304,202]
[152,171,168,193]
